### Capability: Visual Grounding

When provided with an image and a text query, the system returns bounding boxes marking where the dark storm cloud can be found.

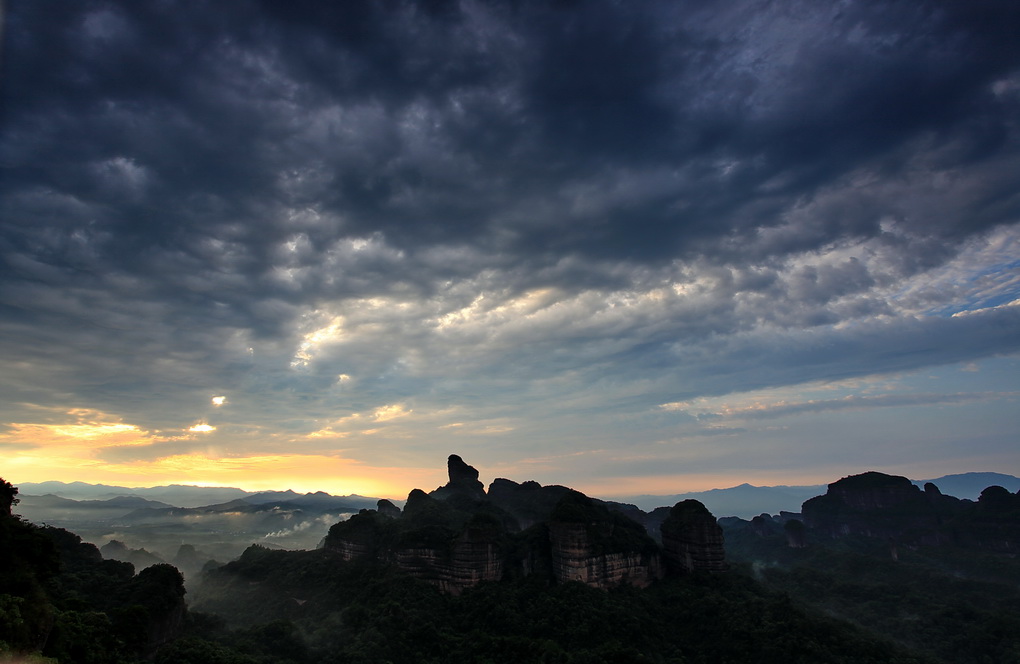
[6,1,1019,270]
[1,0,1018,470]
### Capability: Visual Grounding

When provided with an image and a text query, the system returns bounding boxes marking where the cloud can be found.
[1,0,1018,491]
[670,392,1017,421]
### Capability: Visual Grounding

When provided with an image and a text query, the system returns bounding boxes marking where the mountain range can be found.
[19,471,1020,523]
[5,460,1020,663]
[605,472,1020,517]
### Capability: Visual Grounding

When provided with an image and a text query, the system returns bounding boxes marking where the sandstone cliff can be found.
[802,472,939,539]
[660,499,727,572]
[800,471,1020,552]
[548,491,663,588]
[323,455,722,594]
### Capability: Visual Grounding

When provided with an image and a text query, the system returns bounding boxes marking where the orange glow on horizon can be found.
[6,452,443,500]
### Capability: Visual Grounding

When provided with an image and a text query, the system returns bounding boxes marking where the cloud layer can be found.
[2,0,1018,495]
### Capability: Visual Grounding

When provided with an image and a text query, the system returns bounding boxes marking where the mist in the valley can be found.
[13,482,378,585]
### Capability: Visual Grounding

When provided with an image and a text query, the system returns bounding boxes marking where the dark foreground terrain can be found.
[3,461,1019,663]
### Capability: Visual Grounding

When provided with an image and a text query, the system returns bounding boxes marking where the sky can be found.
[1,0,1019,501]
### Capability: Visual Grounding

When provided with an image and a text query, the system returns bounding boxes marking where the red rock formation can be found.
[431,454,487,502]
[826,471,920,509]
[393,525,504,595]
[547,490,664,589]
[660,500,727,573]
[801,472,938,539]
[328,538,373,561]
[327,457,727,594]
[548,521,663,588]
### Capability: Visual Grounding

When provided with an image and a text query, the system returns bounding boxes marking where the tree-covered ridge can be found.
[1,478,186,663]
[5,467,1019,663]
[724,471,1020,664]
[186,545,931,664]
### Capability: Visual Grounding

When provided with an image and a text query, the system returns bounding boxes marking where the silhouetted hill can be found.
[722,470,1020,663]
[915,472,1020,499]
[1,477,188,661]
[318,455,712,593]
[611,472,1020,518]
[16,493,174,525]
[18,481,253,507]
[185,459,932,663]
[8,467,1018,663]
[618,483,826,517]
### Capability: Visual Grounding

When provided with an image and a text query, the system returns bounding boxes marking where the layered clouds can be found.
[2,0,1018,495]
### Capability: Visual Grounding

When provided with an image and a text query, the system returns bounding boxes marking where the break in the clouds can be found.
[1,0,1018,496]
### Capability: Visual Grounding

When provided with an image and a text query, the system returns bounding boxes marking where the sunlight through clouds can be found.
[2,0,1018,493]
[291,313,346,368]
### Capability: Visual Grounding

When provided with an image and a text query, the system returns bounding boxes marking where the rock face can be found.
[548,491,663,588]
[548,523,663,588]
[432,454,486,502]
[324,456,719,594]
[784,519,807,548]
[801,472,1020,552]
[393,520,504,595]
[802,472,939,539]
[660,500,727,573]
[486,477,571,530]
[131,563,188,654]
[324,493,506,594]
[377,498,401,518]
[826,472,921,510]
[749,515,776,538]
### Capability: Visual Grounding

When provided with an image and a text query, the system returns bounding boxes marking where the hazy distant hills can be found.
[618,483,825,518]
[14,482,383,562]
[912,472,1020,499]
[17,481,254,507]
[614,471,1020,518]
[17,471,1019,529]
[14,493,174,523]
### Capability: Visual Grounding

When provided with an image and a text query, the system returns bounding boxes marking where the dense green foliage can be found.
[724,521,1020,663]
[183,543,930,663]
[6,472,1018,663]
[1,478,186,663]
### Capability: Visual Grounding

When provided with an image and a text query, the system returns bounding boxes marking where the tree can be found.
[0,478,19,518]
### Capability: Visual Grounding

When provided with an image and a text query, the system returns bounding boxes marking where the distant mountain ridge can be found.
[18,472,1019,522]
[16,480,377,509]
[912,472,1020,499]
[13,483,384,561]
[612,471,1020,518]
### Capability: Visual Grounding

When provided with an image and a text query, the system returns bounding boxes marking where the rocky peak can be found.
[448,454,479,485]
[431,454,487,502]
[660,500,727,573]
[326,456,693,593]
[802,471,940,539]
[826,471,921,509]
[548,491,663,588]
[978,485,1020,514]
[487,477,571,530]
[749,514,775,537]
[377,498,402,518]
